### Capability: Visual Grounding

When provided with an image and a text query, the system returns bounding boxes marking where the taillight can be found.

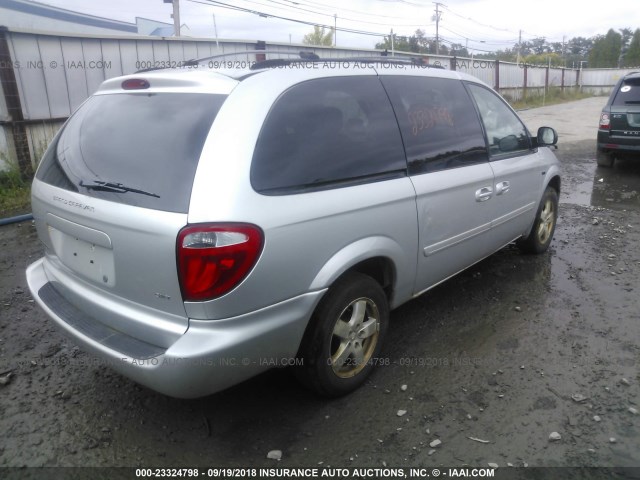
[599,112,610,129]
[177,224,263,301]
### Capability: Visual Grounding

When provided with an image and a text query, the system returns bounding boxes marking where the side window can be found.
[467,84,531,157]
[381,76,488,175]
[251,76,406,194]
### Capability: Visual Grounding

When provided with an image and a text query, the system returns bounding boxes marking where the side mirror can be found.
[537,126,558,147]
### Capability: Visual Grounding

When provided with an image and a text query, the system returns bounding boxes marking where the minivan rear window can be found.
[36,93,226,213]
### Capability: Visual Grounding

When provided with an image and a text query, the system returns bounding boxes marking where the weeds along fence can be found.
[0,27,634,174]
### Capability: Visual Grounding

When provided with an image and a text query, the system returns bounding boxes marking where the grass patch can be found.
[0,165,32,217]
[508,87,596,110]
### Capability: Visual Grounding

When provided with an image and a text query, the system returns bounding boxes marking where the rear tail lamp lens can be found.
[599,113,610,129]
[177,224,263,301]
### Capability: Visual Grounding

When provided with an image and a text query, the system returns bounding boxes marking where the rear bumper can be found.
[26,258,325,398]
[597,130,640,155]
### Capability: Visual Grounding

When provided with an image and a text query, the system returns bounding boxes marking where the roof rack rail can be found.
[135,49,444,74]
[135,50,319,73]
[188,50,321,64]
[249,55,445,71]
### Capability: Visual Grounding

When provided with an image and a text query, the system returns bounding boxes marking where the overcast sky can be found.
[37,0,640,52]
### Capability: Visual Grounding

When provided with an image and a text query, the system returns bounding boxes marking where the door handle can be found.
[495,181,510,195]
[475,186,493,202]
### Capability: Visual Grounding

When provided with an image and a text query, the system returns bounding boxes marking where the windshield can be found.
[36,92,226,213]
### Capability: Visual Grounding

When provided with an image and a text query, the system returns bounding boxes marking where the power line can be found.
[189,0,539,51]
[439,26,519,46]
[242,0,428,27]
[437,36,496,54]
[188,0,389,37]
[438,5,559,45]
[287,0,427,21]
[440,4,516,35]
[377,0,429,7]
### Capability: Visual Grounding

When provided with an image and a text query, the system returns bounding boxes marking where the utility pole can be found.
[172,0,181,37]
[517,29,522,64]
[212,13,219,48]
[391,28,395,56]
[433,2,443,55]
[334,14,337,47]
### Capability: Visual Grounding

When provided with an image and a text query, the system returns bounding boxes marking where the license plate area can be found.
[48,225,116,287]
[627,113,640,128]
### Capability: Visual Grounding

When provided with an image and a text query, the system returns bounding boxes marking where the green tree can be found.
[589,29,622,67]
[620,28,634,48]
[520,37,551,55]
[374,28,634,67]
[302,26,334,46]
[564,36,592,67]
[567,37,593,57]
[374,29,454,55]
[474,48,516,62]
[376,34,412,52]
[375,29,429,54]
[522,52,564,66]
[624,29,640,67]
[449,43,469,57]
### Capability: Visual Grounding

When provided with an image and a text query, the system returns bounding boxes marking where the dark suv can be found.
[597,71,640,167]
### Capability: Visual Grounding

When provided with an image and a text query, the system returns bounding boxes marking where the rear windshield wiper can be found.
[79,180,160,198]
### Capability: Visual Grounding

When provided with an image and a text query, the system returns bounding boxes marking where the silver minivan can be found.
[26,57,560,398]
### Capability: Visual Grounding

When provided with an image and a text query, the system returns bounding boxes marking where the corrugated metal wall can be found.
[0,28,456,170]
[579,68,639,96]
[0,27,630,171]
[581,68,638,86]
[0,76,12,169]
[6,31,261,120]
[4,29,422,123]
[455,58,497,88]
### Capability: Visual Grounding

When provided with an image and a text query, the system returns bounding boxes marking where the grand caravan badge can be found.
[52,195,95,212]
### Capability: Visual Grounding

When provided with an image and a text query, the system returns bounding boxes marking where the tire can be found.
[517,186,558,254]
[596,150,614,168]
[295,272,389,397]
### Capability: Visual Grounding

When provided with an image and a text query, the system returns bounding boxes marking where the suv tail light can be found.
[177,224,263,301]
[599,112,610,129]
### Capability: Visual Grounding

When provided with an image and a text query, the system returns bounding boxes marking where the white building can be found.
[0,0,189,36]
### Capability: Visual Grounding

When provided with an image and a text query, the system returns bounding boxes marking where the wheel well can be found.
[548,175,561,196]
[344,257,395,300]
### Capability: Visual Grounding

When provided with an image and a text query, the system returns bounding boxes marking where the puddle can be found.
[590,160,640,211]
[562,179,594,207]
[560,152,640,212]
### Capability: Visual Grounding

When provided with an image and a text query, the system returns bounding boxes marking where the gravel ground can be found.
[0,97,638,474]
